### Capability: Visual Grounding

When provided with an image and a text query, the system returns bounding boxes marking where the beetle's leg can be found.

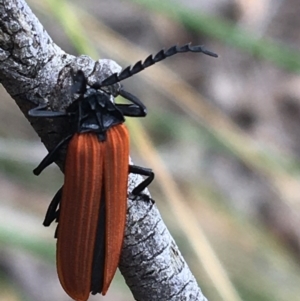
[116,103,147,117]
[28,104,67,118]
[129,165,154,196]
[33,135,72,175]
[43,187,62,226]
[116,89,147,117]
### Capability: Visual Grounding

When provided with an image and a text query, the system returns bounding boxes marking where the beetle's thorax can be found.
[71,89,125,141]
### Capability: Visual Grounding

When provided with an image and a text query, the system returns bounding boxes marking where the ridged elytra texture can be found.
[56,125,129,301]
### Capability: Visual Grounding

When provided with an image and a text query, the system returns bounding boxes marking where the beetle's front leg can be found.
[28,104,67,118]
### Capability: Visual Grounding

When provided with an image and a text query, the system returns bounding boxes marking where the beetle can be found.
[28,43,218,301]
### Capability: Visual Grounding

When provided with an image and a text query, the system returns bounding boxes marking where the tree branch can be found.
[0,0,208,300]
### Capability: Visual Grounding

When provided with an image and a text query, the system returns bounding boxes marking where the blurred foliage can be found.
[129,0,300,73]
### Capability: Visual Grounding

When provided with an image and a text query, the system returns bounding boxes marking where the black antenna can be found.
[97,43,218,87]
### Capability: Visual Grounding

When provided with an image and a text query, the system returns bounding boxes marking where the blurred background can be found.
[1,0,300,300]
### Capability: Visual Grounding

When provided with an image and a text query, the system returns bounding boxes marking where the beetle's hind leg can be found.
[43,187,62,227]
[129,165,154,200]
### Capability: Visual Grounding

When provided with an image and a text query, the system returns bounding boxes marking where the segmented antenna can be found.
[99,43,218,87]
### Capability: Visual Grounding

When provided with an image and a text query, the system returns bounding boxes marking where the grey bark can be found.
[0,0,208,300]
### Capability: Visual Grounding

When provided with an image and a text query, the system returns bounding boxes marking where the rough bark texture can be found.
[0,0,208,300]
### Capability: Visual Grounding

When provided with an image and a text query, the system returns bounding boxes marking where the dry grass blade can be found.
[129,120,244,301]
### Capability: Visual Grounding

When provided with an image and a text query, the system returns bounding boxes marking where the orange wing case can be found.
[56,125,129,301]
